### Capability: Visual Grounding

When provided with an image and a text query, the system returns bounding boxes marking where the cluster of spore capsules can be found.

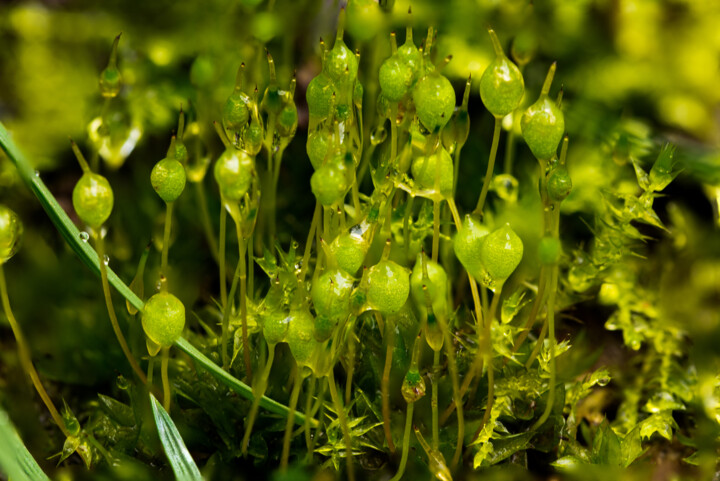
[0,3,573,479]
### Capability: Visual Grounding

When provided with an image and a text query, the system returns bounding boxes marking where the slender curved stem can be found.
[161,202,173,279]
[507,268,549,362]
[242,344,275,455]
[389,403,414,481]
[473,286,502,441]
[474,117,502,216]
[161,347,171,411]
[235,220,252,382]
[431,349,440,450]
[345,325,356,405]
[194,181,219,264]
[525,319,548,369]
[329,369,355,481]
[219,206,227,308]
[96,235,147,384]
[432,199,440,263]
[381,325,396,453]
[0,266,69,437]
[532,266,558,429]
[281,368,304,470]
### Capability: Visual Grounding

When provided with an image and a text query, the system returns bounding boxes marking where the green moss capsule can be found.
[306,74,336,119]
[538,236,561,265]
[410,254,448,319]
[73,173,114,229]
[277,102,298,138]
[324,40,358,88]
[479,29,524,118]
[99,34,122,98]
[413,72,455,132]
[142,291,185,347]
[521,63,564,160]
[307,130,332,170]
[223,92,250,131]
[453,214,490,283]
[401,369,426,403]
[410,147,454,197]
[261,309,289,346]
[286,308,316,368]
[313,315,336,342]
[331,231,368,275]
[479,224,524,286]
[214,149,253,202]
[367,260,410,315]
[310,160,348,206]
[346,0,383,42]
[312,269,354,321]
[151,158,186,203]
[243,121,264,157]
[547,167,572,202]
[0,205,23,264]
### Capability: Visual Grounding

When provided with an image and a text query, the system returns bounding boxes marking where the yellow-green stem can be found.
[96,235,147,384]
[381,325,397,453]
[532,266,558,429]
[389,403,414,481]
[328,368,355,481]
[243,344,275,455]
[431,349,440,450]
[161,202,173,280]
[474,117,502,216]
[236,220,252,382]
[280,368,303,470]
[0,266,69,437]
[219,206,227,307]
[161,347,171,411]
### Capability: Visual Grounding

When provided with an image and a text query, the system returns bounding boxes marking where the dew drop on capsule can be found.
[79,231,90,242]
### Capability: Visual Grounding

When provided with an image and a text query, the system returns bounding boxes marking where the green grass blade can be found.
[0,121,317,428]
[149,394,203,481]
[0,406,51,481]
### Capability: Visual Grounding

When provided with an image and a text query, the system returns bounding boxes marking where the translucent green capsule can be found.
[324,38,358,88]
[520,63,564,161]
[410,147,454,197]
[213,149,253,202]
[277,102,298,138]
[410,254,448,319]
[312,269,354,330]
[538,236,561,266]
[401,369,426,403]
[379,55,408,102]
[479,224,524,287]
[396,37,422,83]
[412,72,455,132]
[223,92,250,131]
[0,205,23,264]
[346,0,383,41]
[142,291,185,347]
[331,231,368,275]
[307,129,332,170]
[479,29,524,118]
[73,173,114,229]
[243,121,264,157]
[310,160,348,206]
[261,309,289,346]
[286,308,316,368]
[99,34,122,98]
[547,167,572,202]
[306,73,336,119]
[367,260,410,315]
[453,214,490,284]
[151,158,186,203]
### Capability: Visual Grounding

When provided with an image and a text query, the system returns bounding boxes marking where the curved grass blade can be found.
[0,121,317,428]
[150,394,203,481]
[0,406,51,481]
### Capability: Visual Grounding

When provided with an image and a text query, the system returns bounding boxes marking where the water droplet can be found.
[597,377,611,386]
[103,255,110,265]
[370,127,387,145]
[34,170,40,177]
[79,231,90,242]
[492,174,519,203]
[156,281,163,291]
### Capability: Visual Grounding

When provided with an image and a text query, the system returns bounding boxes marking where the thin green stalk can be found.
[0,266,69,437]
[161,347,171,411]
[219,205,227,307]
[242,344,275,455]
[525,319,548,369]
[328,368,355,481]
[221,258,241,370]
[474,117,502,216]
[473,286,502,441]
[194,181,219,263]
[507,268,549,361]
[431,349,440,450]
[532,266,558,429]
[432,199,440,263]
[281,368,304,470]
[161,202,173,279]
[235,220,252,382]
[345,324,356,405]
[96,235,147,384]
[389,403,414,481]
[381,325,397,453]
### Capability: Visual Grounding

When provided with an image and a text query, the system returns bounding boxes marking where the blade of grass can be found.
[149,394,203,481]
[0,406,51,481]
[0,121,317,428]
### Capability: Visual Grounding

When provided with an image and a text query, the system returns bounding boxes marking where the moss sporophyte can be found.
[0,3,694,481]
